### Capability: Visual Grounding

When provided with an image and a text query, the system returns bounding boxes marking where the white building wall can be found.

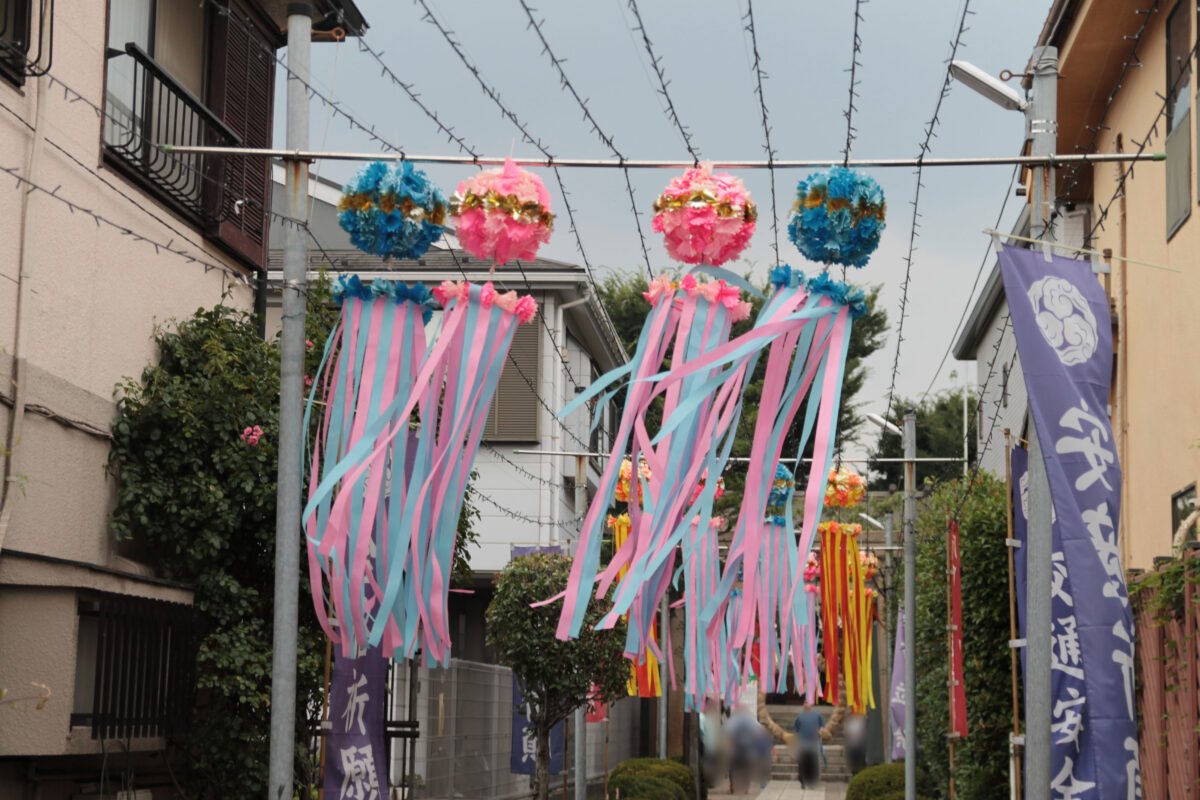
[969,297,1027,477]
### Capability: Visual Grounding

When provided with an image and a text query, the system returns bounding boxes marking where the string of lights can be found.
[841,0,866,166]
[516,0,654,278]
[742,0,781,266]
[476,490,585,532]
[878,0,974,448]
[1058,4,1158,207]
[354,36,480,159]
[414,0,613,294]
[916,163,1020,403]
[624,0,701,164]
[1084,36,1200,244]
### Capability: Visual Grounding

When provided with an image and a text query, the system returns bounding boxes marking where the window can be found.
[1165,1,1191,235]
[72,592,198,739]
[0,0,31,86]
[1172,482,1197,545]
[103,0,279,267]
[483,315,541,442]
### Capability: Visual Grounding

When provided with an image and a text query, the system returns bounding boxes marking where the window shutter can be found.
[484,317,541,442]
[206,0,279,267]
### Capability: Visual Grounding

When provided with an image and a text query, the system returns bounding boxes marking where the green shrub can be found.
[610,758,695,800]
[606,772,685,800]
[877,792,933,800]
[845,762,932,800]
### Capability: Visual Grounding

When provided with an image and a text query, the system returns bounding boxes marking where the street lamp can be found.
[952,50,1058,800]
[866,412,902,437]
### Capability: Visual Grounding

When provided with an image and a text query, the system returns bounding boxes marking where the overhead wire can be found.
[741,0,781,266]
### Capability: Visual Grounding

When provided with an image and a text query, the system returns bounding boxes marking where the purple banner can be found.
[998,246,1139,798]
[889,609,907,761]
[325,648,389,800]
[511,544,565,559]
[511,679,565,775]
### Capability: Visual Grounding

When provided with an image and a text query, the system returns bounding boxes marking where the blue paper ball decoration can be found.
[787,167,886,268]
[338,161,447,260]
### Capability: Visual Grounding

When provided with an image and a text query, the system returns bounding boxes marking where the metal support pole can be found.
[574,456,587,800]
[1024,44,1058,800]
[884,513,894,763]
[659,597,669,758]
[903,411,917,800]
[268,6,311,799]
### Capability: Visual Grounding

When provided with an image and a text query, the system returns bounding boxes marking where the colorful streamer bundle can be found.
[304,275,536,663]
[608,514,662,698]
[818,521,876,713]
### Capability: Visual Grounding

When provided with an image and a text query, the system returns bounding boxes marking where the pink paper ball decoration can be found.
[652,161,757,266]
[449,158,554,266]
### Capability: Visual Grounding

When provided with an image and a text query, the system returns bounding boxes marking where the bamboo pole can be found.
[1004,430,1023,800]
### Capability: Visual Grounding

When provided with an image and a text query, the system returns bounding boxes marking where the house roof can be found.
[952,205,1029,360]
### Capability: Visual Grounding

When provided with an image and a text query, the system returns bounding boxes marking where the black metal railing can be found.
[74,593,198,740]
[0,0,52,82]
[103,42,241,222]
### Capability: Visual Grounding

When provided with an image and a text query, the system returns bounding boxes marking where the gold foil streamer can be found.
[448,190,555,228]
[794,186,886,222]
[337,192,448,226]
[652,190,757,222]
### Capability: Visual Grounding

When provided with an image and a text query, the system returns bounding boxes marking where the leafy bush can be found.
[607,772,685,800]
[611,757,696,800]
[911,472,1013,799]
[845,762,932,800]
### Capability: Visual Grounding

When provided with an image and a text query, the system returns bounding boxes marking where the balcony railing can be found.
[103,42,241,223]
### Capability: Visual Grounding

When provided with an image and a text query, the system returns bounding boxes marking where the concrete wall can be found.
[0,0,251,763]
[1062,7,1200,568]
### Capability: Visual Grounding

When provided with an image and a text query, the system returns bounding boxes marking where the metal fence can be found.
[390,658,643,800]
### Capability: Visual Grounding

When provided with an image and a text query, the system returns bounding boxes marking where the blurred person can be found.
[844,712,867,774]
[791,701,825,788]
[723,701,766,794]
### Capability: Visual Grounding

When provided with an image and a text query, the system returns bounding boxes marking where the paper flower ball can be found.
[652,161,756,266]
[824,466,866,508]
[450,158,554,266]
[788,167,886,268]
[768,462,795,506]
[337,161,447,260]
[688,468,726,505]
[860,550,879,582]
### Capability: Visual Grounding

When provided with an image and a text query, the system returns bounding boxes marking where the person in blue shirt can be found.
[791,702,825,787]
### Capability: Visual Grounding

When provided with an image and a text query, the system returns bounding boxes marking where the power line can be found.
[742,0,780,266]
[624,0,701,164]
[879,0,974,444]
[842,0,866,166]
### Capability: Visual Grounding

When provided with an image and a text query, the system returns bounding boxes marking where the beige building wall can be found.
[1,0,249,761]
[1055,3,1200,569]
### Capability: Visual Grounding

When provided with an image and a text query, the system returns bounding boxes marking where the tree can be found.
[909,472,1011,799]
[869,384,977,490]
[485,553,629,800]
[107,279,479,795]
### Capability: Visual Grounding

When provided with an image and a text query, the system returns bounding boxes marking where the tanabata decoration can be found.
[788,167,886,268]
[825,466,866,508]
[614,457,653,505]
[556,264,867,710]
[768,462,795,506]
[450,158,554,266]
[553,273,753,702]
[338,161,448,260]
[652,162,757,266]
[304,275,536,662]
[818,520,876,714]
[608,514,661,698]
[860,550,879,582]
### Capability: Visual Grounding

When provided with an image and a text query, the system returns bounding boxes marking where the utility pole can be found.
[268,5,311,799]
[1024,45,1058,800]
[903,410,917,800]
[574,456,587,800]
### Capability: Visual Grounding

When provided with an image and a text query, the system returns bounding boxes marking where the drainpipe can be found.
[552,293,589,545]
[0,58,51,555]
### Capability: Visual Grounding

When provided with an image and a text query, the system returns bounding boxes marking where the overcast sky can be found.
[276,0,1049,456]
